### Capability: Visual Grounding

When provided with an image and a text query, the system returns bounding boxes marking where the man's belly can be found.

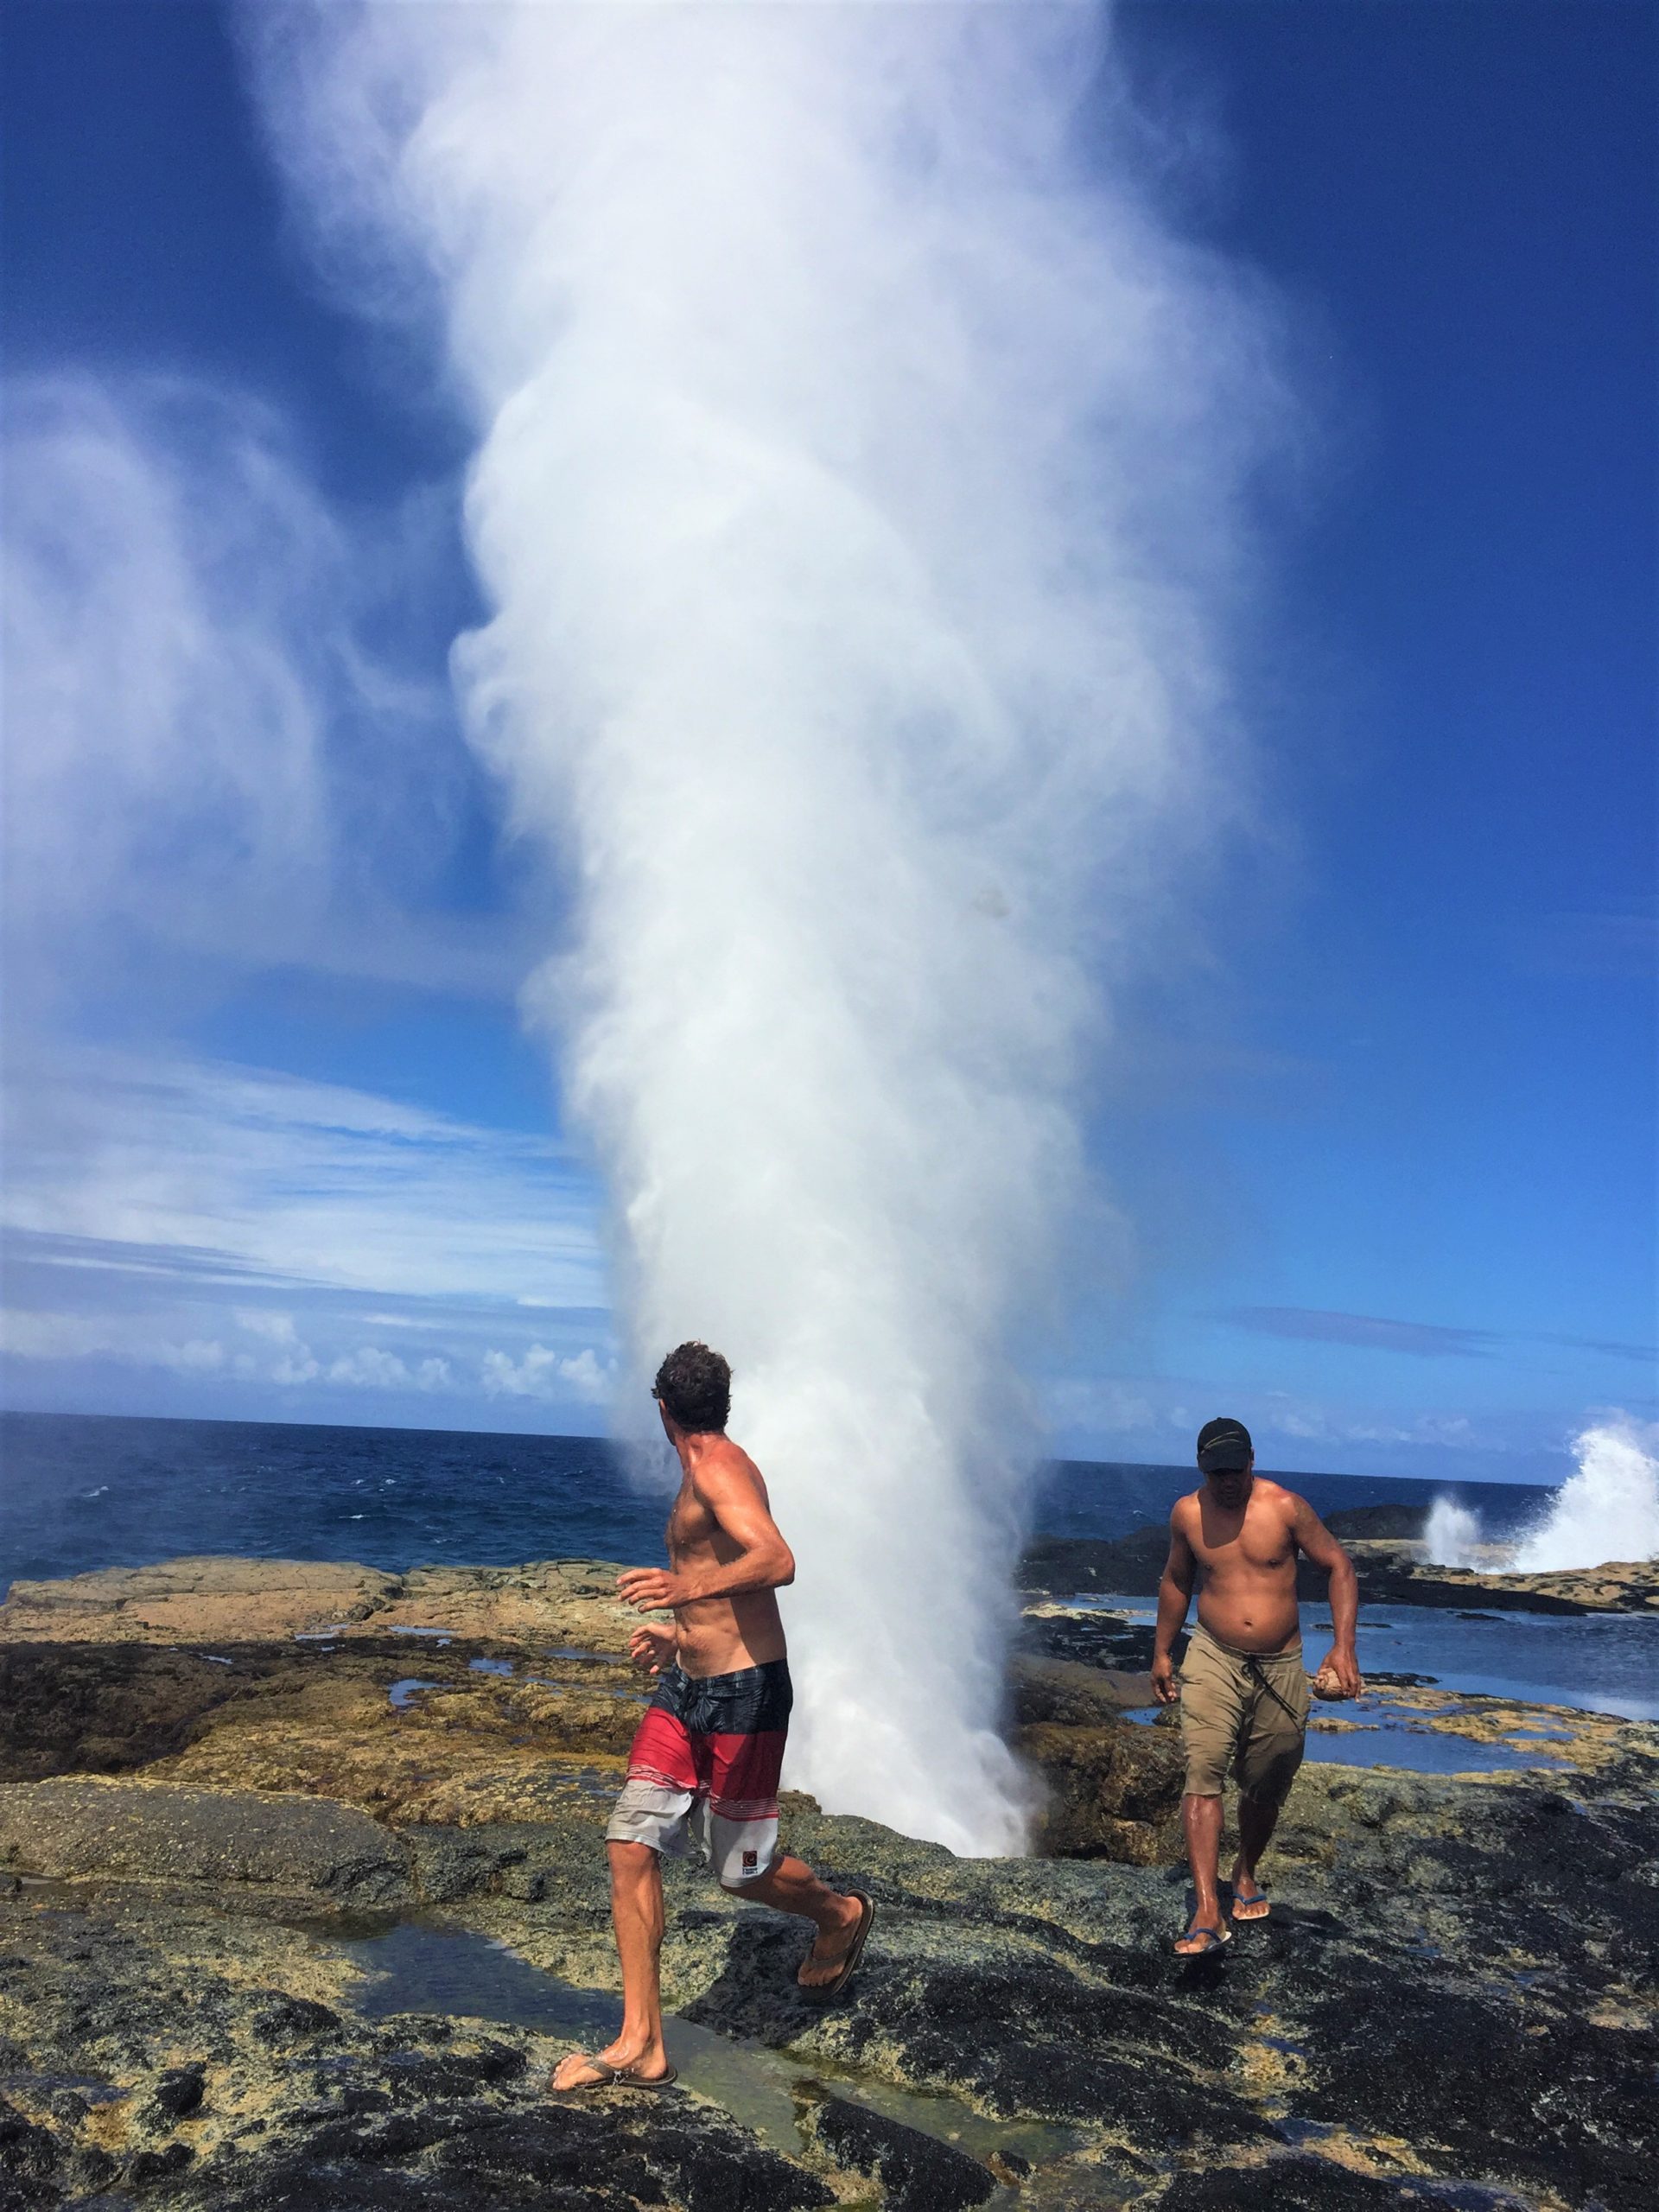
[673,1592,787,1678]
[1195,1580,1300,1655]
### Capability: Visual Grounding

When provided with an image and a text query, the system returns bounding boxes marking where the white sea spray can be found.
[1422,1496,1482,1570]
[249,3,1284,1852]
[1510,1418,1659,1574]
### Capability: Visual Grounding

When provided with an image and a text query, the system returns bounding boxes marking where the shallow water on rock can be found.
[1077,1596,1659,1722]
[1301,1727,1556,1776]
[386,1676,442,1710]
[1120,1700,1558,1774]
[335,1916,1076,2200]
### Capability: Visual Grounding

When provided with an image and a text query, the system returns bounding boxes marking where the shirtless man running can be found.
[550,1341,874,2092]
[1153,1417,1360,1957]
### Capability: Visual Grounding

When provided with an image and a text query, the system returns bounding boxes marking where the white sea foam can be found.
[1510,1418,1659,1574]
[250,5,1281,1852]
[1421,1496,1481,1570]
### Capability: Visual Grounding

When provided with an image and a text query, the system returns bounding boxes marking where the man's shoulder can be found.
[1252,1477,1307,1518]
[692,1436,765,1491]
[1171,1487,1202,1524]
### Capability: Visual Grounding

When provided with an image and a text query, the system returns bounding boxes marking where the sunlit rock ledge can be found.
[1,1555,1656,2210]
[1338,1540,1659,1614]
[0,1555,1184,1862]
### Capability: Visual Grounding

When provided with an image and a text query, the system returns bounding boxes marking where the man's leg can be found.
[550,1840,673,2088]
[1175,1794,1227,1955]
[1175,1628,1245,1953]
[1230,1657,1308,1921]
[727,1853,865,1989]
[1230,1789,1281,1920]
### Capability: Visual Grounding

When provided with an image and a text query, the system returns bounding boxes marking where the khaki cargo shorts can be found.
[1179,1621,1311,1803]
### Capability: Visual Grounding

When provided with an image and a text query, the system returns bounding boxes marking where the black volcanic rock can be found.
[1017,1528,1171,1596]
[1320,1503,1426,1541]
[2,1553,1656,2209]
[806,2096,995,2209]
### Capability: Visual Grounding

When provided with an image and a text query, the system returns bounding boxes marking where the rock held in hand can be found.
[1310,1663,1363,1702]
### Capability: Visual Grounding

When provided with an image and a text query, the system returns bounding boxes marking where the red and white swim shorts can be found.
[606,1656,791,1887]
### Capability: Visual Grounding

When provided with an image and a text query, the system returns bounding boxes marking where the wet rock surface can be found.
[1007,1659,1183,1862]
[805,2097,995,2209]
[2,1554,1655,2209]
[0,1892,835,2212]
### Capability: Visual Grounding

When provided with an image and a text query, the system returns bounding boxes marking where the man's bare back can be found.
[551,1343,868,2095]
[616,1431,792,1677]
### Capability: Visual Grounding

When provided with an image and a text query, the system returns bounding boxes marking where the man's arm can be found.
[1151,1509,1197,1706]
[617,1456,796,1612]
[1293,1497,1361,1695]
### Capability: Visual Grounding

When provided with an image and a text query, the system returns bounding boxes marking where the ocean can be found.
[3,1409,1653,1726]
[0,1408,1550,1591]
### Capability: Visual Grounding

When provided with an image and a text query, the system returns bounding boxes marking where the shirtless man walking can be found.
[1153,1417,1361,1957]
[550,1341,874,2092]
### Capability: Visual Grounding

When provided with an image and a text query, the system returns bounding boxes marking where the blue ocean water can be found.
[2,1410,1651,1726]
[0,1408,1547,1592]
[0,1412,666,1592]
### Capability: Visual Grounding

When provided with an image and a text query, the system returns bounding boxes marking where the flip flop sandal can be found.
[550,2056,678,2095]
[1173,1924,1232,1956]
[802,1889,875,2000]
[1230,1888,1270,1920]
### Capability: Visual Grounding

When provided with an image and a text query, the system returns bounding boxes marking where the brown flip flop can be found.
[801,1888,874,2000]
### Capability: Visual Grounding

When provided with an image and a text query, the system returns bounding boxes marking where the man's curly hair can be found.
[652,1341,731,1434]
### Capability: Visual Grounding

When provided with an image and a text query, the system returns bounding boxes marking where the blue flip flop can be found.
[1173,1923,1232,1955]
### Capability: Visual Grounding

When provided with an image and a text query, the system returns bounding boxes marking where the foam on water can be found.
[1510,1417,1659,1573]
[1423,1497,1481,1570]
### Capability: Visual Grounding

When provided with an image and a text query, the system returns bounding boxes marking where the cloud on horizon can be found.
[0,1046,616,1425]
[1038,1368,1596,1485]
[1224,1305,1656,1365]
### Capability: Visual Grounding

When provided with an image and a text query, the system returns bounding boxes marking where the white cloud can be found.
[3,1044,604,1307]
[480,1343,612,1404]
[0,372,505,1016]
[0,1046,613,1417]
[3,376,327,999]
[0,1308,225,1376]
[326,1345,452,1391]
[1042,1376,1192,1437]
[161,1338,227,1374]
[235,1307,301,1344]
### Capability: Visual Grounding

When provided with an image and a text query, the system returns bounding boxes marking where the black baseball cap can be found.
[1197,1417,1253,1473]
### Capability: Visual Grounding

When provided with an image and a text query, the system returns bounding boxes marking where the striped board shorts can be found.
[606,1657,791,1886]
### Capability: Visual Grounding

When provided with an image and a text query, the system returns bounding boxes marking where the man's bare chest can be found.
[666,1488,720,1561]
[1191,1516,1296,1575]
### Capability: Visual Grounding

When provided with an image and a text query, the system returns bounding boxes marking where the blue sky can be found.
[2,1,1652,1484]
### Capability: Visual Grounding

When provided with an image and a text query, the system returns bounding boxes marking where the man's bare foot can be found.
[1173,1916,1232,1956]
[797,1891,868,1990]
[1230,1871,1270,1922]
[549,2037,674,2093]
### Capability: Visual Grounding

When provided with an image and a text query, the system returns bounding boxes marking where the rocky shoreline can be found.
[1019,1516,1659,1616]
[2,1554,1656,2210]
